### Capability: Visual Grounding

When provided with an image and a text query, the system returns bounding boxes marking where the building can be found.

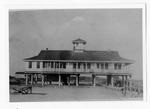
[24,38,133,87]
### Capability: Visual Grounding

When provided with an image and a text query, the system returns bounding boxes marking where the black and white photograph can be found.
[9,6,144,102]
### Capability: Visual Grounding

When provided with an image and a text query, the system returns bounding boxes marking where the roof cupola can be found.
[72,38,86,52]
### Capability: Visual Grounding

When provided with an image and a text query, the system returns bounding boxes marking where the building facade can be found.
[24,38,133,87]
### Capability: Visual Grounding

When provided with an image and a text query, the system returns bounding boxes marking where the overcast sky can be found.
[9,9,142,80]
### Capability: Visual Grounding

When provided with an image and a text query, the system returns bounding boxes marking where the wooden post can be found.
[122,76,127,96]
[111,75,114,87]
[76,62,78,70]
[76,74,79,86]
[35,74,38,84]
[41,74,44,86]
[31,74,33,85]
[49,62,51,71]
[54,61,56,71]
[25,73,28,85]
[107,75,111,86]
[59,74,61,86]
[44,75,47,85]
[122,76,125,95]
[125,76,128,81]
[68,75,70,86]
[78,74,80,86]
[122,76,125,87]
[86,62,87,70]
[92,74,96,87]
[129,80,132,91]
[58,62,60,72]
[129,76,132,95]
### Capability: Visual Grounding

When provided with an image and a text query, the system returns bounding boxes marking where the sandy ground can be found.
[10,85,143,102]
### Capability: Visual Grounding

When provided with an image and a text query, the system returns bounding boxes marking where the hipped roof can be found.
[24,50,133,63]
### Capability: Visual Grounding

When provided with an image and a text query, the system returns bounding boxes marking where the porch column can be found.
[31,74,33,85]
[121,63,123,73]
[129,76,132,92]
[54,61,56,71]
[58,74,61,86]
[49,62,51,70]
[76,74,79,86]
[44,75,47,85]
[122,76,125,87]
[92,74,96,87]
[86,62,87,70]
[41,74,44,86]
[125,76,128,81]
[25,73,28,85]
[125,76,128,88]
[76,62,78,71]
[78,74,80,85]
[111,75,114,87]
[122,76,126,95]
[59,62,60,71]
[68,75,70,86]
[107,75,111,86]
[35,74,38,84]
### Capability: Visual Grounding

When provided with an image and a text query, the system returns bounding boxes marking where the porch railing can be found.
[42,67,130,73]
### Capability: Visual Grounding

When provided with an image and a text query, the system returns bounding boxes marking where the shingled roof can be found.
[24,50,133,63]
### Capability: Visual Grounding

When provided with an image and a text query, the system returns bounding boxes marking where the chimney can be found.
[46,48,48,50]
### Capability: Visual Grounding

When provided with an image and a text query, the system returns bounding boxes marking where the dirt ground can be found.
[10,85,143,102]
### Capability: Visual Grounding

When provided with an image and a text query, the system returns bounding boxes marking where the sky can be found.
[9,9,142,80]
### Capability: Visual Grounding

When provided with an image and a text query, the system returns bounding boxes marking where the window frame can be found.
[29,61,32,68]
[101,63,104,69]
[105,63,108,69]
[87,63,91,69]
[73,63,76,69]
[37,62,40,69]
[97,63,99,69]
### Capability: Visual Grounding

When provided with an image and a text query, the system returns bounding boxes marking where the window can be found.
[83,63,86,69]
[51,62,53,68]
[37,62,40,68]
[78,63,80,69]
[114,63,122,70]
[87,63,91,69]
[97,63,99,69]
[43,62,46,68]
[105,63,108,69]
[60,63,63,68]
[47,62,50,68]
[29,62,32,68]
[114,63,117,70]
[73,63,76,69]
[56,62,59,68]
[55,62,57,68]
[118,64,121,69]
[101,63,104,69]
[63,63,66,69]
